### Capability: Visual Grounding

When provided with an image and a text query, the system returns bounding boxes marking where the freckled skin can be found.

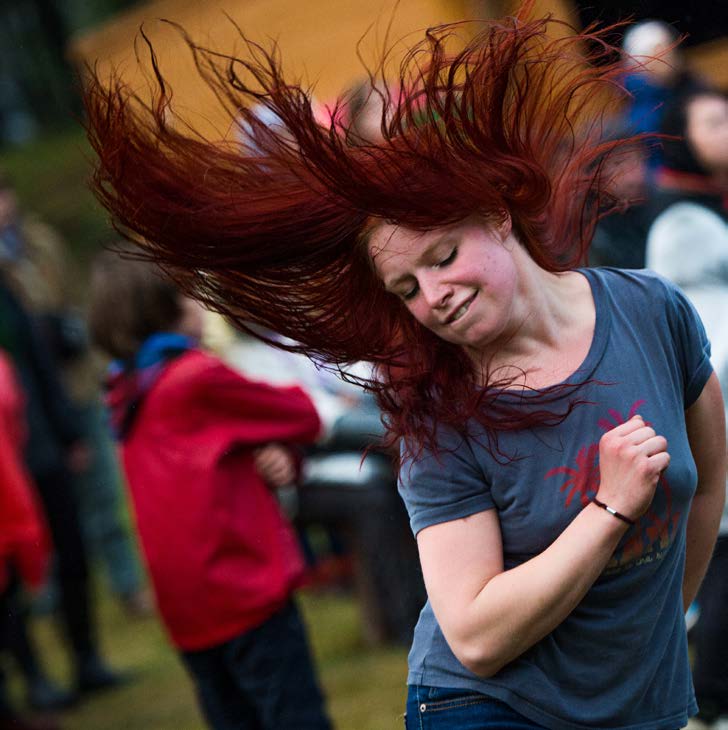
[368,219,521,358]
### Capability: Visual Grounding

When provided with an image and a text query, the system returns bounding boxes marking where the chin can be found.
[436,319,499,351]
[463,326,505,354]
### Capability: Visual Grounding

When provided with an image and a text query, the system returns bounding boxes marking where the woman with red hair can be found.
[84,9,726,729]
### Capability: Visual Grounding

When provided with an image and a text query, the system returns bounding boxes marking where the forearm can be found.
[682,485,724,610]
[455,503,627,676]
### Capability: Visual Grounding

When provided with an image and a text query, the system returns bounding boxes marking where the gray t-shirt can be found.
[399,268,713,730]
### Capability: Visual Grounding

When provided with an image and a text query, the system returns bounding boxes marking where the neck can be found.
[469,246,593,382]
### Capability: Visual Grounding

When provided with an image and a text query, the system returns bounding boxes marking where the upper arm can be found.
[398,430,497,646]
[187,356,322,444]
[686,371,727,499]
[417,509,503,646]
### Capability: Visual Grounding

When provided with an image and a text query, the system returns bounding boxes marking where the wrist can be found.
[591,497,636,526]
[584,501,631,541]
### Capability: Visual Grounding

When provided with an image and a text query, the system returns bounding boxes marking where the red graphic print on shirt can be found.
[544,399,681,573]
[597,399,647,431]
[544,444,600,508]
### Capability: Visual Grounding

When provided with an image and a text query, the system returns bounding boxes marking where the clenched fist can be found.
[596,415,670,523]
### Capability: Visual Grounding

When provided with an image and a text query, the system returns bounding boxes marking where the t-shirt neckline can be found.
[498,267,611,399]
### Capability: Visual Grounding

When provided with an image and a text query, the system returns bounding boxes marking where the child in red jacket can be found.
[88,247,332,730]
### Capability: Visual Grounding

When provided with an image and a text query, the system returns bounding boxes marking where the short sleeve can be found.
[667,282,713,408]
[398,427,494,537]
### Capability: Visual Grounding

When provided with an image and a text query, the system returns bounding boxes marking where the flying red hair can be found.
[84,9,637,458]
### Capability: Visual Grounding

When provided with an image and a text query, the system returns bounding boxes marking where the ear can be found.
[495,212,512,241]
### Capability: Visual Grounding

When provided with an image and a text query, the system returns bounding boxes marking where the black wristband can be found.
[592,497,636,526]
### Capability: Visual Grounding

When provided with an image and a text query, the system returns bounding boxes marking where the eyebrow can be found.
[386,270,416,291]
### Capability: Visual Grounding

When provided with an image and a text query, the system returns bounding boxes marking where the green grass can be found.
[15,588,409,729]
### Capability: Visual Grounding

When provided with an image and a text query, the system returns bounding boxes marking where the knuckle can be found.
[616,442,633,458]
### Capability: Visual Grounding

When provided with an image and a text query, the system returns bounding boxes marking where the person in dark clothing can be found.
[0,173,148,624]
[0,278,121,699]
[589,138,651,269]
[0,588,61,730]
[620,20,707,175]
[647,90,728,228]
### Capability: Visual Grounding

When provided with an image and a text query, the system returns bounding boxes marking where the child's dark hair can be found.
[89,243,182,361]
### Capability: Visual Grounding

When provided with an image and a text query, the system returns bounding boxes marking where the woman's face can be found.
[687,95,728,174]
[368,218,520,354]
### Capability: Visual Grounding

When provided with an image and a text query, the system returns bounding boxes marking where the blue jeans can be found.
[181,600,331,730]
[405,686,546,729]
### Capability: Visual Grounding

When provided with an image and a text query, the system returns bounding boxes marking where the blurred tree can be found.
[0,0,139,145]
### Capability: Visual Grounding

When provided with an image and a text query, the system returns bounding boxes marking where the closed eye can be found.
[395,247,457,301]
[401,282,419,301]
[434,247,457,268]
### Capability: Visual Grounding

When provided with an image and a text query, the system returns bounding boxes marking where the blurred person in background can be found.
[217,320,426,645]
[648,90,728,228]
[646,89,728,730]
[0,350,57,730]
[620,19,706,174]
[0,179,122,704]
[592,29,715,270]
[88,246,332,730]
[0,174,150,620]
[588,134,651,268]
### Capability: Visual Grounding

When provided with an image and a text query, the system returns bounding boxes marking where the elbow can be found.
[451,638,506,679]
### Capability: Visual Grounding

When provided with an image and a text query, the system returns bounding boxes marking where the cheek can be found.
[478,252,515,295]
[700,135,728,165]
[689,127,711,158]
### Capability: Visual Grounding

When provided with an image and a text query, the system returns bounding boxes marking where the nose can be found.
[419,274,452,310]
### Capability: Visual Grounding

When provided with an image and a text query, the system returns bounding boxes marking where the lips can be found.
[445,292,477,324]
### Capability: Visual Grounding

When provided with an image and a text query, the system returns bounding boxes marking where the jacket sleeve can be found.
[187,355,322,446]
